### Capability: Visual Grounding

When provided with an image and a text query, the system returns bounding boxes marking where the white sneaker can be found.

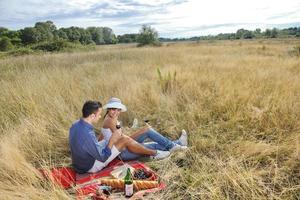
[169,144,188,153]
[151,150,170,160]
[178,129,188,146]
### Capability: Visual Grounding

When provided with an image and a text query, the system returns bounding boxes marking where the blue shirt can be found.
[69,119,112,173]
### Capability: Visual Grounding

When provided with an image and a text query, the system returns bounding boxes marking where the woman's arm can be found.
[98,134,104,141]
[103,116,123,140]
[103,117,117,131]
[103,117,123,148]
[95,128,104,141]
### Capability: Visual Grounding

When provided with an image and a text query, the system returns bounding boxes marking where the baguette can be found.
[100,179,158,190]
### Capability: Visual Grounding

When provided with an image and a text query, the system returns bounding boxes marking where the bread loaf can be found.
[100,179,158,190]
[134,180,159,190]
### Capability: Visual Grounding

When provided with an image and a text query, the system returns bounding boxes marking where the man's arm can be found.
[83,131,111,162]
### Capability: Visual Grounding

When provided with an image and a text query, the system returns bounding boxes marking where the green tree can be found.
[78,28,93,45]
[0,36,14,51]
[117,34,139,43]
[87,27,105,44]
[271,28,278,38]
[53,29,68,40]
[62,27,81,42]
[0,30,21,46]
[103,27,117,44]
[243,30,254,39]
[20,27,40,44]
[34,21,56,42]
[254,28,262,38]
[236,29,245,39]
[137,25,159,46]
[265,29,272,38]
[0,27,9,37]
[255,28,261,34]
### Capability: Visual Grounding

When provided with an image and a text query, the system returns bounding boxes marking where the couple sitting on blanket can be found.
[69,97,188,174]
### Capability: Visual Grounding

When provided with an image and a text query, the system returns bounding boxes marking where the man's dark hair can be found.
[82,100,102,118]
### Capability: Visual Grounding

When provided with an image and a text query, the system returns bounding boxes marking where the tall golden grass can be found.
[0,39,299,199]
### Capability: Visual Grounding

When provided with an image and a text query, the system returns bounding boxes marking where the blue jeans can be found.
[119,128,180,160]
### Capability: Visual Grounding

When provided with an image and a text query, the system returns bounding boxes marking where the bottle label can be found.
[125,184,133,196]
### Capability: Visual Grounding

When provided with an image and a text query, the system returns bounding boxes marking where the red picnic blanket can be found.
[40,159,165,199]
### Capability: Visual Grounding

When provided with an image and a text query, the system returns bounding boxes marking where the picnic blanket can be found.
[40,159,165,199]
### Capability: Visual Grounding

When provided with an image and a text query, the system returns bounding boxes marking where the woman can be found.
[101,97,188,161]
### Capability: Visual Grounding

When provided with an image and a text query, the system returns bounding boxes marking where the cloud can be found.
[267,10,300,20]
[0,0,300,37]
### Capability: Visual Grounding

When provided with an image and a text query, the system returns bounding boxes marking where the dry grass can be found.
[0,39,299,199]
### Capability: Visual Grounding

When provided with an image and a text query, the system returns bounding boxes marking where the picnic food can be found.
[111,164,134,179]
[133,169,152,180]
[100,179,159,190]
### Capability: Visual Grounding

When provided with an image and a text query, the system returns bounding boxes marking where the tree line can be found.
[159,27,300,42]
[0,22,160,53]
[117,27,300,43]
[1,21,300,52]
[0,21,117,51]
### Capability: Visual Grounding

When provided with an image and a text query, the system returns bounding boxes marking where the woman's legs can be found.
[113,135,156,156]
[120,142,161,161]
[119,129,187,161]
[134,128,175,151]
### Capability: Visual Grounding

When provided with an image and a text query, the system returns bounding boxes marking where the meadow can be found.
[0,39,299,199]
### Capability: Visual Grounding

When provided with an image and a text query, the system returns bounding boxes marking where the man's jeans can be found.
[119,128,180,160]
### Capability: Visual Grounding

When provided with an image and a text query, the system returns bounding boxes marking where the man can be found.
[69,100,169,174]
[69,100,114,173]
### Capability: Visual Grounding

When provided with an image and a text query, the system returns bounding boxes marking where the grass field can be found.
[0,39,299,199]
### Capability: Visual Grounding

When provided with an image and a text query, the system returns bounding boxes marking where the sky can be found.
[1,0,300,38]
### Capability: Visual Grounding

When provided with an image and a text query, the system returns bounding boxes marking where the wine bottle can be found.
[124,168,133,197]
